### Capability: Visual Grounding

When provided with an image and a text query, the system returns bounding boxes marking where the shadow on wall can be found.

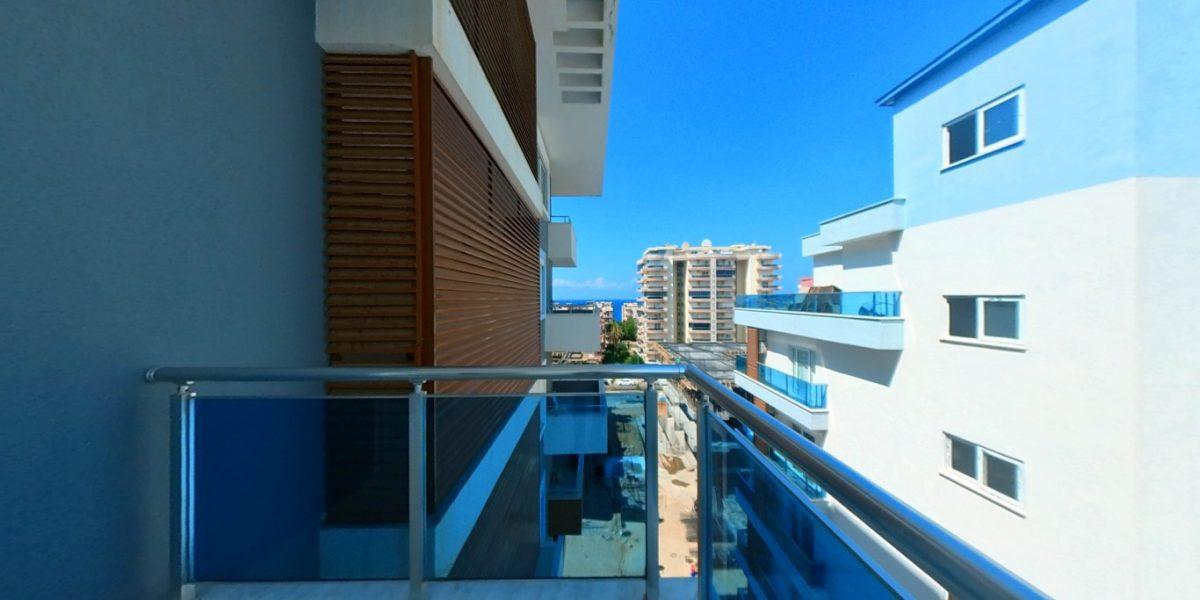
[820,345,901,387]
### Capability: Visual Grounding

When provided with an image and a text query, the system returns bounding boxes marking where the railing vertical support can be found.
[643,379,659,600]
[696,395,712,600]
[169,383,195,600]
[408,381,427,598]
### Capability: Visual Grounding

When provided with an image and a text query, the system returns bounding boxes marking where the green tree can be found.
[601,340,644,364]
[618,317,638,341]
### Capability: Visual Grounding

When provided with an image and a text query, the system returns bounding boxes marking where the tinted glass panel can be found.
[985,454,1020,500]
[983,300,1020,339]
[948,297,977,338]
[946,116,977,164]
[984,96,1020,146]
[950,438,977,478]
[706,414,900,599]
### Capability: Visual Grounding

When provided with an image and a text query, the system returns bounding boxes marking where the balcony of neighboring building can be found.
[548,216,577,267]
[736,291,904,351]
[735,355,829,431]
[802,198,907,258]
[545,303,601,352]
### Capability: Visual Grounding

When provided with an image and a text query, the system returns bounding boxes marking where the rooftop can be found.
[875,0,1041,106]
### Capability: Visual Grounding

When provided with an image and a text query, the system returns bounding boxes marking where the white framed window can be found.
[944,434,1023,505]
[946,295,1023,343]
[942,88,1025,169]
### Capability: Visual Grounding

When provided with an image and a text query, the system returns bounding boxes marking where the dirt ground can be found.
[657,450,699,578]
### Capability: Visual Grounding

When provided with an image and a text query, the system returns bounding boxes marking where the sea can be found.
[555,298,637,321]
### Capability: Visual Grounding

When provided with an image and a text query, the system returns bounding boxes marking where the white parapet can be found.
[548,219,577,267]
[545,308,600,352]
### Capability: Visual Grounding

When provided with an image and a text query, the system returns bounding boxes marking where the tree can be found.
[601,340,644,364]
[618,317,638,342]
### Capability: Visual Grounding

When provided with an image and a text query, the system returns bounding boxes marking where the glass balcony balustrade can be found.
[146,364,1046,599]
[735,355,827,410]
[737,291,902,318]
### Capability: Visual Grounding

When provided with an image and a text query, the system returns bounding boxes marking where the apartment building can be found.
[1,0,619,595]
[637,240,780,346]
[733,1,1200,597]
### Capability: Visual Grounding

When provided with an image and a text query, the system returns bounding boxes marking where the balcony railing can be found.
[735,355,827,409]
[737,291,901,318]
[146,364,1046,600]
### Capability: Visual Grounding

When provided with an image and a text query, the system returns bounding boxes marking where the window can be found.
[944,435,1023,503]
[945,296,1023,343]
[942,89,1024,169]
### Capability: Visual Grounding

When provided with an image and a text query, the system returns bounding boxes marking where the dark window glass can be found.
[984,96,1020,146]
[985,454,1020,500]
[946,115,978,164]
[983,300,1020,339]
[950,438,977,478]
[948,297,977,338]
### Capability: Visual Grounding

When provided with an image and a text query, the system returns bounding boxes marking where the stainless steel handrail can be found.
[147,362,1048,600]
[145,363,684,384]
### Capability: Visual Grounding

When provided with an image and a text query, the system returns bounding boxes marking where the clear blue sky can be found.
[552,0,1013,300]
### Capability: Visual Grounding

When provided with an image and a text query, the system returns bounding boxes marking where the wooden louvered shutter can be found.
[321,53,433,524]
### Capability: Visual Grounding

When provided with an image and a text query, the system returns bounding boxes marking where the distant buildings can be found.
[596,300,614,335]
[636,240,780,348]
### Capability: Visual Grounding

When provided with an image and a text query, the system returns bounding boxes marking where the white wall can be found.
[1132,177,1200,596]
[814,178,1147,597]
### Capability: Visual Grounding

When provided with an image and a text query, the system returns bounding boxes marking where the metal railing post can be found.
[643,379,659,600]
[169,383,195,600]
[696,394,711,600]
[408,381,427,598]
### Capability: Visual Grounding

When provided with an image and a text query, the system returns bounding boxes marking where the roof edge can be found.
[875,0,1040,107]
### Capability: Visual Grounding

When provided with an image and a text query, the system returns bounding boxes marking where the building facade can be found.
[637,240,780,346]
[734,0,1200,597]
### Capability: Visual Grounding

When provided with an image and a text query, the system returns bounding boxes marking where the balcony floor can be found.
[195,577,698,599]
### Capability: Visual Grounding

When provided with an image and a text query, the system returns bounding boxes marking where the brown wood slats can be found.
[322,54,420,369]
[323,54,424,525]
[425,79,541,510]
[448,0,536,173]
[322,53,542,528]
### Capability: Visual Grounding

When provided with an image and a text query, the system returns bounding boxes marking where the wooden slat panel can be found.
[321,54,542,529]
[448,0,536,172]
[427,78,541,513]
[323,54,423,525]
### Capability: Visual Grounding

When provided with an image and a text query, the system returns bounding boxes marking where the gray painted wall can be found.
[0,2,325,597]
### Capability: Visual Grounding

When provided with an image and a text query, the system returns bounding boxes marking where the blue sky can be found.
[552,0,1013,300]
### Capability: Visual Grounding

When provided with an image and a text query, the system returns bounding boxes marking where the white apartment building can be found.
[637,240,780,346]
[732,1,1200,597]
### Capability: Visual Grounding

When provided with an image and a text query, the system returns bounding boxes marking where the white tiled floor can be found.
[194,577,698,599]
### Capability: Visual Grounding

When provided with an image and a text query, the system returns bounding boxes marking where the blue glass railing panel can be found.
[758,364,827,410]
[734,357,827,410]
[433,391,647,580]
[193,395,398,581]
[706,415,900,599]
[736,291,901,318]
